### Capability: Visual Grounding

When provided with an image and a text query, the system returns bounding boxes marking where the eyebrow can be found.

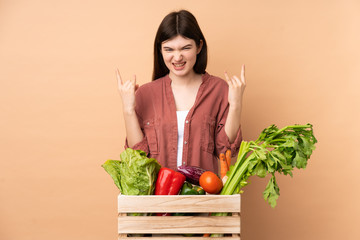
[163,44,193,49]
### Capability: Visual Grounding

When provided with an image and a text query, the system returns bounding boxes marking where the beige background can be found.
[1,0,359,239]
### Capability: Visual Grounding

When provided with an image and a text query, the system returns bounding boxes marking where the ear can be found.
[197,40,203,54]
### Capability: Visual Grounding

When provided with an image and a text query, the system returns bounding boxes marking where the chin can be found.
[171,68,193,76]
[172,71,190,78]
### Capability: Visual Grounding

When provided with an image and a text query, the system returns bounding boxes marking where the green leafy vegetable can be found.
[210,124,317,237]
[102,159,122,190]
[102,148,161,195]
[221,123,317,207]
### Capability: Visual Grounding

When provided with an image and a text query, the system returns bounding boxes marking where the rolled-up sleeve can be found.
[124,135,149,154]
[214,104,243,157]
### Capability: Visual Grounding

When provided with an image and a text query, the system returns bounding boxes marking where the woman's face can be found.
[161,35,203,78]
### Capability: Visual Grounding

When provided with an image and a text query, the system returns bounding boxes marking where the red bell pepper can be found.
[155,167,186,195]
[155,167,186,216]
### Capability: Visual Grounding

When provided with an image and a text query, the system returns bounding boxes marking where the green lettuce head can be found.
[102,148,161,195]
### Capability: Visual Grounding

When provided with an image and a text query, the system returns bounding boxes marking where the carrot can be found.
[225,149,232,168]
[220,153,228,178]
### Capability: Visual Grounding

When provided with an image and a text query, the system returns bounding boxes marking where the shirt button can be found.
[146,122,150,125]
[185,120,189,124]
[183,161,186,165]
[184,141,187,144]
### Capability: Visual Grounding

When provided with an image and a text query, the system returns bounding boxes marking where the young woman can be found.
[117,10,246,173]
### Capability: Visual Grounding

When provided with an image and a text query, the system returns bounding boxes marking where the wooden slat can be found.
[232,212,241,238]
[118,237,240,240]
[118,216,240,234]
[118,213,127,238]
[118,194,241,213]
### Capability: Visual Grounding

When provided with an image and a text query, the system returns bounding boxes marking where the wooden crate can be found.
[118,194,241,239]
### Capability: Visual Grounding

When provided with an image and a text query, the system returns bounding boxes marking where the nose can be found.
[174,51,183,61]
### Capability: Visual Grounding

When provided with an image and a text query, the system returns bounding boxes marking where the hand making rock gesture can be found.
[116,69,139,114]
[224,64,246,108]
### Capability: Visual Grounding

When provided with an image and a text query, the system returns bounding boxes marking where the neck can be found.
[169,71,201,87]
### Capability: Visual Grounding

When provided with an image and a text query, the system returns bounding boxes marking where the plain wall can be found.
[1,0,359,239]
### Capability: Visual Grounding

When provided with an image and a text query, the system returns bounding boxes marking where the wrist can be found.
[228,102,242,112]
[123,107,136,116]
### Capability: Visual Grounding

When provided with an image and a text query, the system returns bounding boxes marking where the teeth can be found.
[174,62,185,67]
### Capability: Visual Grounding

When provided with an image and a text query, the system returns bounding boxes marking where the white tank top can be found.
[176,110,189,167]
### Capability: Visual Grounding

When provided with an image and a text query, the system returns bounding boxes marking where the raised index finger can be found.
[116,68,123,88]
[241,64,246,84]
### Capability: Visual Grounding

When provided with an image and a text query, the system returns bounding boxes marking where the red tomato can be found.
[199,171,223,194]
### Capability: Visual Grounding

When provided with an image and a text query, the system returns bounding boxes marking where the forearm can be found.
[224,104,242,143]
[123,109,144,148]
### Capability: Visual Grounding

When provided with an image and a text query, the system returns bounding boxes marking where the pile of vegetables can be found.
[102,123,316,237]
[102,149,208,199]
[103,124,316,206]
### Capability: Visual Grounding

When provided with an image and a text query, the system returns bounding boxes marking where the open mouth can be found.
[173,62,186,68]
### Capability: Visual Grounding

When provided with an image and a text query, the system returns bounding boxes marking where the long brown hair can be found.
[152,10,208,81]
